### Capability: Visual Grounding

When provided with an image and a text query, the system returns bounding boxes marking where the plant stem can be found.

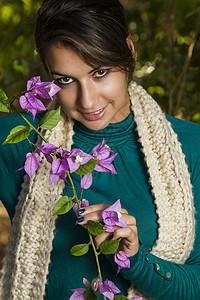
[67,172,106,299]
[67,171,81,209]
[10,102,49,143]
[89,233,106,300]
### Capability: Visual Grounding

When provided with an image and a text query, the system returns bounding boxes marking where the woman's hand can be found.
[77,203,139,256]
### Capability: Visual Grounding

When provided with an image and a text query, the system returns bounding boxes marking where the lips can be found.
[82,105,108,121]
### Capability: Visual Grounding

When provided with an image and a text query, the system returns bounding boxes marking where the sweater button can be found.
[166,272,171,278]
[156,264,160,270]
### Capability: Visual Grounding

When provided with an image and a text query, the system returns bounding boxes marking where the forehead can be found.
[45,44,94,75]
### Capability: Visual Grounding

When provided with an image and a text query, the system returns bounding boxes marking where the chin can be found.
[82,119,110,131]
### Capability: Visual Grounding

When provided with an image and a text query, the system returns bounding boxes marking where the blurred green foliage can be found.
[0,0,200,122]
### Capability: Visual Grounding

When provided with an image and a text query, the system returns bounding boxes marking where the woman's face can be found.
[46,44,131,131]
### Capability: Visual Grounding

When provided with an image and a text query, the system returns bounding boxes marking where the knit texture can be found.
[0,114,74,300]
[0,81,195,300]
[127,82,195,299]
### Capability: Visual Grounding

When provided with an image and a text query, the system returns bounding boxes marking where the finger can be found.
[77,211,103,225]
[79,203,109,215]
[121,208,128,214]
[113,226,139,256]
[120,213,136,226]
[94,232,112,249]
[112,225,138,242]
[77,203,110,225]
[94,222,137,249]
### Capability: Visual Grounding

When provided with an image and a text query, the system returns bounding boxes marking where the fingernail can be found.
[79,208,85,214]
[77,217,84,223]
[109,234,114,240]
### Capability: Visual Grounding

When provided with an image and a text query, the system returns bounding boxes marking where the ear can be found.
[126,34,135,55]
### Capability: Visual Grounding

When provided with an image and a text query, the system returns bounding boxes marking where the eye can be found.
[56,77,74,85]
[93,69,110,78]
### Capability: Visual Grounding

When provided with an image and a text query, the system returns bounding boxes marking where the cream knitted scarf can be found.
[0,81,195,300]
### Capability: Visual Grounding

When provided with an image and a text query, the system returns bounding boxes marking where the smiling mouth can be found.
[88,108,104,115]
[81,105,108,121]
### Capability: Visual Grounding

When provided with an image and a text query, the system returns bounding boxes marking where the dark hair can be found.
[35,0,135,82]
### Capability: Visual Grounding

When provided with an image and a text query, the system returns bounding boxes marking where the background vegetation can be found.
[0,0,200,122]
[0,0,200,266]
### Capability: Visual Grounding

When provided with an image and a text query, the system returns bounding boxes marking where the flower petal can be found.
[49,168,60,185]
[102,199,121,213]
[116,215,127,228]
[68,149,92,173]
[114,251,130,274]
[19,93,46,120]
[69,288,86,300]
[27,76,41,90]
[104,225,114,233]
[24,152,40,178]
[93,278,102,291]
[83,278,90,288]
[80,172,92,189]
[100,280,120,300]
[37,143,59,154]
[102,211,119,226]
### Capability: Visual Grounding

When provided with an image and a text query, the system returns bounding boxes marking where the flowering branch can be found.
[0,77,142,300]
[9,101,49,144]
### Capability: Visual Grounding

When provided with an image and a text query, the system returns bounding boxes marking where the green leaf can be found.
[0,89,10,112]
[3,125,30,144]
[53,196,73,216]
[70,243,90,256]
[84,288,98,300]
[39,106,61,130]
[99,238,121,255]
[87,220,106,236]
[114,296,129,299]
[75,158,99,175]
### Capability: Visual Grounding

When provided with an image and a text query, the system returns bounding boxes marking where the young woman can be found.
[0,0,200,299]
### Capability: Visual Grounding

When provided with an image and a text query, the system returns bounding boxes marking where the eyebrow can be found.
[51,67,102,77]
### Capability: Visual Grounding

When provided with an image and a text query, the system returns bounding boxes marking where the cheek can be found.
[101,80,127,104]
[57,90,76,109]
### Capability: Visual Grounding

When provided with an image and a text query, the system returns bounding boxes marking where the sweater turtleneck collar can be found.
[73,112,135,146]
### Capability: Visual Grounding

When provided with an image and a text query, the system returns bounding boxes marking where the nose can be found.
[78,80,98,110]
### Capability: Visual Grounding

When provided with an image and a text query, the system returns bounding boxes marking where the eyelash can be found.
[55,68,111,86]
[93,68,111,78]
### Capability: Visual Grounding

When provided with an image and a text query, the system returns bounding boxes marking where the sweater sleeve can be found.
[119,244,200,299]
[0,112,44,219]
[107,118,200,300]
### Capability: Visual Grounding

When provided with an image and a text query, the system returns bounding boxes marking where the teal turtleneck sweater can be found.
[0,112,200,300]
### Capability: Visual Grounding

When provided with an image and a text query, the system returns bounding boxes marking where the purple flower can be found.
[69,278,90,300]
[49,157,69,184]
[19,76,61,120]
[27,76,61,100]
[37,143,59,154]
[130,297,143,300]
[92,138,111,160]
[114,251,131,274]
[102,199,127,232]
[80,139,117,190]
[100,279,121,300]
[73,199,89,217]
[19,92,46,120]
[82,278,90,288]
[68,148,93,173]
[18,152,40,179]
[69,288,86,300]
[37,143,59,163]
[80,172,92,190]
[93,138,117,174]
[93,278,102,292]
